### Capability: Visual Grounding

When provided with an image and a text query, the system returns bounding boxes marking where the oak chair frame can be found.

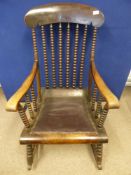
[6,3,119,170]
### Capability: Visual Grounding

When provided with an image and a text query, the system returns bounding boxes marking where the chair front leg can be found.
[18,105,31,128]
[91,143,103,170]
[97,108,108,128]
[27,144,33,170]
[88,80,109,128]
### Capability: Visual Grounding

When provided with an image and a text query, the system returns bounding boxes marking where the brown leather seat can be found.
[20,89,108,145]
[33,97,97,134]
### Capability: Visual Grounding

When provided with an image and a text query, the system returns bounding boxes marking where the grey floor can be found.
[0,87,131,175]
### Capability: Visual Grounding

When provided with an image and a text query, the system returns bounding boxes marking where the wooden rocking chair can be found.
[6,3,119,170]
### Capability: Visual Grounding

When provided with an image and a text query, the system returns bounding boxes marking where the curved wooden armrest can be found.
[91,60,120,109]
[6,61,38,112]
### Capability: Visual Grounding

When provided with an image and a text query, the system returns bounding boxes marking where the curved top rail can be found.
[25,3,104,27]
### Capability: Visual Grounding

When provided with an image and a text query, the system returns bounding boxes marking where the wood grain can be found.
[25,3,104,28]
[6,61,38,112]
[91,60,120,109]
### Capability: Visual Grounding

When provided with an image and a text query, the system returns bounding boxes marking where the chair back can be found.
[25,3,104,88]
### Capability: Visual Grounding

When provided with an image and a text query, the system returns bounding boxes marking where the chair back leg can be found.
[91,143,103,170]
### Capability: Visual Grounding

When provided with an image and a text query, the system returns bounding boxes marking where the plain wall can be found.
[0,0,131,99]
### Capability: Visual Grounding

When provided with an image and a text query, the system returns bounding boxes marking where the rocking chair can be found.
[6,3,119,170]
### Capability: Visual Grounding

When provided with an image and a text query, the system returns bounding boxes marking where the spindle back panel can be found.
[25,3,104,89]
[34,23,96,88]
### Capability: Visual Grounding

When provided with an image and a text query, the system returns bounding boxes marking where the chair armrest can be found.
[91,60,120,109]
[6,61,38,112]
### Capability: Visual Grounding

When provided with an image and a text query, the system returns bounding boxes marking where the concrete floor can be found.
[0,87,131,175]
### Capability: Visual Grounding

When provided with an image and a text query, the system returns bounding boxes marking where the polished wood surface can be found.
[6,61,38,112]
[25,3,104,27]
[20,128,108,144]
[91,60,120,109]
